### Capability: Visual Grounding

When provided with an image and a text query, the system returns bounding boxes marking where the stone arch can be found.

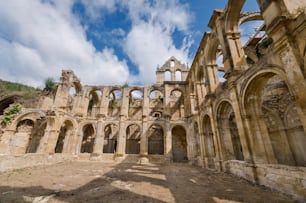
[164,70,171,81]
[108,88,122,117]
[175,70,182,81]
[216,100,244,161]
[0,95,19,115]
[149,89,164,107]
[26,118,47,154]
[10,119,35,154]
[80,123,95,153]
[202,115,216,168]
[224,0,247,33]
[238,12,263,25]
[103,123,118,153]
[172,125,187,162]
[87,89,101,117]
[126,124,141,154]
[129,89,143,119]
[9,110,46,131]
[242,70,306,166]
[169,88,184,120]
[148,124,164,155]
[55,120,74,153]
[204,33,224,85]
[170,88,183,98]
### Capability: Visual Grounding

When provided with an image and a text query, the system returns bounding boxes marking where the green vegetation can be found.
[1,103,22,125]
[44,77,56,92]
[122,83,129,88]
[0,79,37,94]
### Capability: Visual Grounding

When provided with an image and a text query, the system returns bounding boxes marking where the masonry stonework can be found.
[1,0,306,200]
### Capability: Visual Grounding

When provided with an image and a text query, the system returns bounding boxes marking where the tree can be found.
[44,77,55,92]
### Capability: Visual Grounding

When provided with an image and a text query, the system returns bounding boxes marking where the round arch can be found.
[148,124,164,155]
[171,125,188,162]
[125,123,141,154]
[216,100,244,161]
[242,70,306,166]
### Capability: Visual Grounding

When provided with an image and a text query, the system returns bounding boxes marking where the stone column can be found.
[99,87,110,116]
[116,115,126,157]
[44,113,61,154]
[92,117,105,157]
[140,116,149,163]
[228,84,253,163]
[164,115,172,161]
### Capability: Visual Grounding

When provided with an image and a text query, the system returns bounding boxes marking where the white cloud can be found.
[125,22,191,84]
[0,0,194,87]
[0,0,129,87]
[121,0,193,84]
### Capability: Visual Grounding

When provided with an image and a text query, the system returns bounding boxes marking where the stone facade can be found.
[0,0,306,200]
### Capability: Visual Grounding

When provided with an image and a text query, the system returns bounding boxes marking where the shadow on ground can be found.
[0,160,294,203]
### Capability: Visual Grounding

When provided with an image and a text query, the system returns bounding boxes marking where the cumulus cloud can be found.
[0,0,129,87]
[0,0,194,87]
[121,0,193,84]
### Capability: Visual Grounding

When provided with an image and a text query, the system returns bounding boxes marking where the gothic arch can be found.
[216,100,244,161]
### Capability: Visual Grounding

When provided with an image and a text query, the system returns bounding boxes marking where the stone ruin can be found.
[0,0,306,200]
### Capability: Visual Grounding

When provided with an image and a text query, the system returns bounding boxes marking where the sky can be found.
[0,0,260,88]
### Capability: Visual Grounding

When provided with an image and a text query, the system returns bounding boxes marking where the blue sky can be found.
[0,0,260,87]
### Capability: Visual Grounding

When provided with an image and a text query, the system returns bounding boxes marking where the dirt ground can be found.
[0,161,295,203]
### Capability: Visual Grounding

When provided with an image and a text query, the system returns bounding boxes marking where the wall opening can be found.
[172,125,187,162]
[103,124,118,153]
[125,124,141,154]
[55,120,74,153]
[148,124,164,155]
[217,101,244,161]
[80,124,95,153]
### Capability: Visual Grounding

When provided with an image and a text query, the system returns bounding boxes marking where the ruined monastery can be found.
[1,0,306,200]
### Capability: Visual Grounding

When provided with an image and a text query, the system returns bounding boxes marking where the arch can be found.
[26,119,47,153]
[216,101,244,161]
[202,115,216,168]
[0,95,19,115]
[148,124,164,155]
[108,89,122,117]
[129,89,143,119]
[103,123,118,153]
[172,125,187,162]
[224,0,247,33]
[243,71,306,166]
[10,119,35,154]
[239,12,263,25]
[125,124,141,154]
[9,110,46,131]
[175,70,182,81]
[55,120,74,153]
[164,70,171,81]
[80,123,95,153]
[170,88,183,98]
[87,90,100,117]
[149,89,164,106]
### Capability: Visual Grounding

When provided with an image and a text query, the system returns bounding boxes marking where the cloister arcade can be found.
[0,0,305,200]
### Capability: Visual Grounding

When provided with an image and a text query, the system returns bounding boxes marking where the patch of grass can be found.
[0,79,37,94]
